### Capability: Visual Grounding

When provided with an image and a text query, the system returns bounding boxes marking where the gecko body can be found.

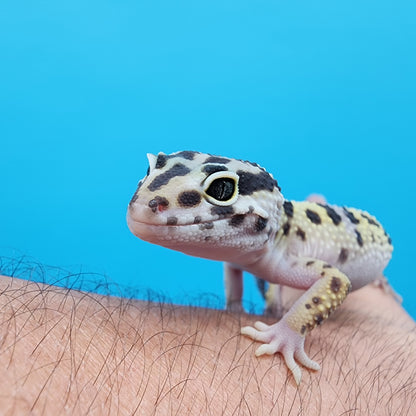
[127,151,393,384]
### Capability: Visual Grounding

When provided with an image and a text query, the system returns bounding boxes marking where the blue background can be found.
[1,1,415,317]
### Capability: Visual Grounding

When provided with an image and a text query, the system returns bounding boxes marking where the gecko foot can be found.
[241,320,320,385]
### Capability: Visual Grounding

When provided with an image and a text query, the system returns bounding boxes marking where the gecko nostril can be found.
[148,196,170,213]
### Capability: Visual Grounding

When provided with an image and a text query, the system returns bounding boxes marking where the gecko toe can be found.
[254,321,271,331]
[241,326,262,341]
[282,346,302,385]
[255,342,280,356]
[294,348,320,371]
[241,324,272,343]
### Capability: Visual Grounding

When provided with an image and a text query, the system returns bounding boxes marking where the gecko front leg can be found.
[224,263,244,312]
[241,257,352,384]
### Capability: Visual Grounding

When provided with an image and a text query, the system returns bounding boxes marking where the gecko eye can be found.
[204,171,239,206]
[206,178,234,201]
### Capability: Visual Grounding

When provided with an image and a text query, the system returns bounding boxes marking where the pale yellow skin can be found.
[127,151,393,384]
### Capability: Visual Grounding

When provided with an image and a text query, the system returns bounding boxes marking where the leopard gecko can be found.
[127,151,393,384]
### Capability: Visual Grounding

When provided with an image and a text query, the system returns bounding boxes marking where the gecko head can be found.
[127,151,284,262]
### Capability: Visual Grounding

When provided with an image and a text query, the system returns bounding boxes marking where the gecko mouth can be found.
[126,214,229,230]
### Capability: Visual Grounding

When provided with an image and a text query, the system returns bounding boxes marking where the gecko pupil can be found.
[206,178,235,201]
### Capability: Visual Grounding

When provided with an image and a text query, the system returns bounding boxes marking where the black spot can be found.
[314,313,324,325]
[319,204,342,226]
[148,199,158,210]
[306,261,315,267]
[355,230,364,247]
[204,156,231,164]
[148,196,169,213]
[338,248,349,264]
[283,200,294,218]
[330,276,342,293]
[155,154,167,169]
[312,297,321,304]
[243,159,263,169]
[301,325,307,335]
[362,213,380,228]
[388,236,392,245]
[129,192,139,206]
[343,207,360,224]
[156,151,197,169]
[177,191,201,207]
[306,209,322,225]
[167,216,178,225]
[237,170,277,195]
[248,206,254,213]
[148,163,191,191]
[255,216,268,232]
[296,227,306,241]
[174,150,197,160]
[229,214,245,227]
[211,205,234,218]
[323,264,332,269]
[204,236,212,241]
[202,164,228,175]
[129,180,144,205]
[199,222,214,230]
[305,303,311,309]
[194,216,202,224]
[282,222,291,236]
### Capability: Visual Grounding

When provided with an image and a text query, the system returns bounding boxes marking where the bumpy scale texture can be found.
[127,151,393,384]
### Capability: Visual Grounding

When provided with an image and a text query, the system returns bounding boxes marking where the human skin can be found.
[0,275,415,415]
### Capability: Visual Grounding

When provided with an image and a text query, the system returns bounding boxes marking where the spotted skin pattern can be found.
[127,151,393,384]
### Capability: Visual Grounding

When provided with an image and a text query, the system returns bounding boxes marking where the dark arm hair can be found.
[0,274,415,415]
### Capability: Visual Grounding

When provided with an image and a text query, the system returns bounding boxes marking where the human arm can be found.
[0,275,414,415]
